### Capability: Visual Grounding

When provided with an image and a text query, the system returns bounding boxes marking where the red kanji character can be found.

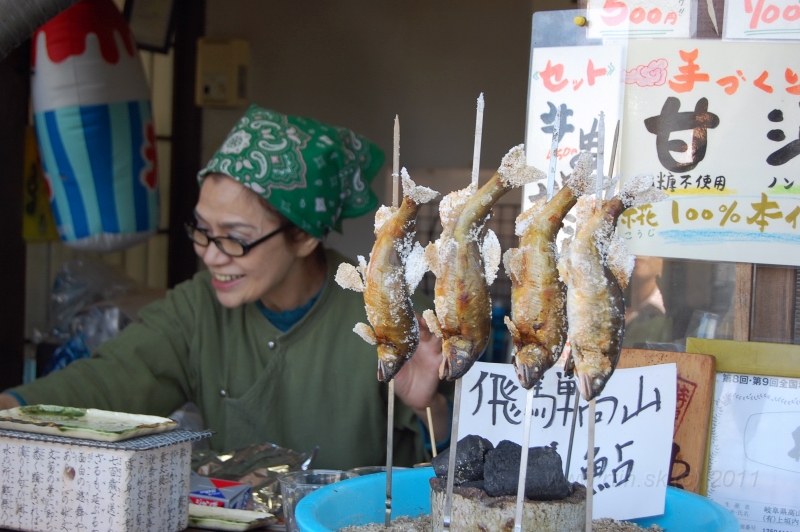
[668,49,710,93]
[587,59,607,86]
[541,60,568,92]
[786,68,800,95]
[716,76,739,95]
[754,71,774,93]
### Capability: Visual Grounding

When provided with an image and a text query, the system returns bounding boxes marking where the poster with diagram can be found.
[709,372,800,530]
[620,40,800,266]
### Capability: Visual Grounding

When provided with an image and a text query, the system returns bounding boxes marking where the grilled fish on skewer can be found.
[557,175,667,400]
[423,145,545,381]
[502,152,594,390]
[336,170,439,381]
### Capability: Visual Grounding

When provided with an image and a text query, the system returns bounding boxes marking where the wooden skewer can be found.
[426,406,437,458]
[385,115,401,529]
[586,398,596,532]
[445,93,485,531]
[512,97,561,532]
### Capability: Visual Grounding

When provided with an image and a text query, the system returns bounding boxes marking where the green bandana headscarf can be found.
[198,105,384,238]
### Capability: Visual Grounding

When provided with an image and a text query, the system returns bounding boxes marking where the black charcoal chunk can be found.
[431,434,494,484]
[484,440,572,500]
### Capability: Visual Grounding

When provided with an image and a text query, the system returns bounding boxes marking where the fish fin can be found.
[424,241,441,278]
[422,309,443,339]
[564,151,596,196]
[497,144,546,188]
[335,263,365,292]
[353,322,377,345]
[504,316,521,343]
[405,242,427,293]
[357,255,368,278]
[502,247,523,283]
[482,229,501,286]
[605,232,635,289]
[618,173,668,209]
[374,205,394,234]
[401,168,439,204]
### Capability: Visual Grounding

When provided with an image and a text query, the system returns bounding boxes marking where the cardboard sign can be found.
[459,361,677,521]
[723,0,800,41]
[620,40,800,266]
[709,372,800,530]
[587,0,696,39]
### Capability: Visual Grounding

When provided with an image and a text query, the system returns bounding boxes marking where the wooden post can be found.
[733,264,753,342]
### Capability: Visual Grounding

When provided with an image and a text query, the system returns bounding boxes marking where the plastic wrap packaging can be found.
[192,442,317,515]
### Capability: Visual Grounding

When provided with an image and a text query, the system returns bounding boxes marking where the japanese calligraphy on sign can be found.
[459,362,677,521]
[620,40,800,266]
[524,44,624,218]
[723,0,800,41]
[709,373,800,531]
[587,0,696,39]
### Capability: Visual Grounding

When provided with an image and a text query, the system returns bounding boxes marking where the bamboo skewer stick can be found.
[471,93,485,188]
[442,379,462,530]
[426,406,437,458]
[512,105,561,532]
[385,116,401,529]
[586,399,596,532]
[444,93,485,531]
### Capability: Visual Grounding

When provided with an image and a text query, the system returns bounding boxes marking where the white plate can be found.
[0,405,177,442]
[188,505,277,531]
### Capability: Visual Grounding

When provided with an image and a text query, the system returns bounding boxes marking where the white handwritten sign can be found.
[524,44,624,224]
[709,372,800,530]
[459,362,677,521]
[723,0,800,41]
[587,0,696,39]
[620,40,800,266]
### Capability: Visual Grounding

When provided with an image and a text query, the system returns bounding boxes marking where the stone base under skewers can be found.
[429,477,586,532]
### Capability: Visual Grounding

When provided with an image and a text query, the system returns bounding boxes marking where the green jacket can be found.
[12,249,432,470]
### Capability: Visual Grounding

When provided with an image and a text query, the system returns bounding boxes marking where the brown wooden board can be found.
[616,348,715,494]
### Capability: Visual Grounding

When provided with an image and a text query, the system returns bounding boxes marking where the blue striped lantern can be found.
[31,0,159,252]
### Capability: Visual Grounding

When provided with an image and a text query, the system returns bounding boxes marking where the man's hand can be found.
[393,313,449,443]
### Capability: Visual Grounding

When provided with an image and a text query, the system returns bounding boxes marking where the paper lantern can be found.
[31,0,159,252]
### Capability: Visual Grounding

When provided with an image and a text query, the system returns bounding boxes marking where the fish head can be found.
[576,366,611,402]
[377,344,407,382]
[513,344,554,389]
[439,336,477,380]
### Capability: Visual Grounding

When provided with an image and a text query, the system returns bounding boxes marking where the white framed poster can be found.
[709,371,800,530]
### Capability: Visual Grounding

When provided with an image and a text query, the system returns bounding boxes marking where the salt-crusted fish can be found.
[502,152,594,390]
[557,175,667,401]
[335,170,439,381]
[423,145,545,381]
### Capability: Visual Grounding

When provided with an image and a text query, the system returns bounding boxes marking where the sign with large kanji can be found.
[620,40,800,266]
[524,44,625,216]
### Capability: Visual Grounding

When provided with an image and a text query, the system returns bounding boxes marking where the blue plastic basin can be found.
[295,467,739,531]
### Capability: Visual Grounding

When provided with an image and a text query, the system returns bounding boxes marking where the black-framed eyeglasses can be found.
[185,221,288,257]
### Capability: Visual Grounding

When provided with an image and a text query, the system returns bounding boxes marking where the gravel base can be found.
[339,515,663,531]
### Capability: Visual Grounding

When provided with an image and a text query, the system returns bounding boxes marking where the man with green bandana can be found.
[1,105,451,470]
